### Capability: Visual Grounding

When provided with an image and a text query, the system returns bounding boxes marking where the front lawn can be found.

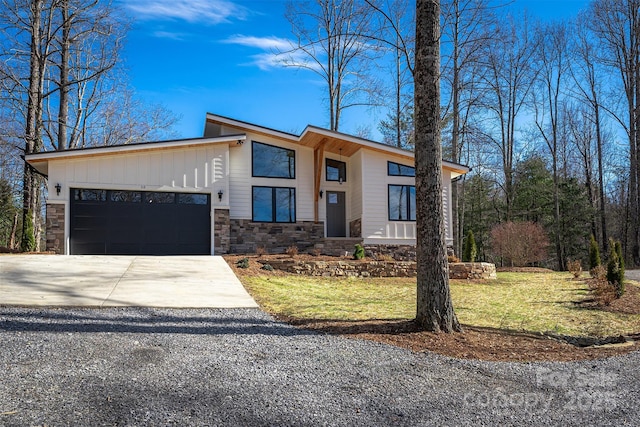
[235,263,640,338]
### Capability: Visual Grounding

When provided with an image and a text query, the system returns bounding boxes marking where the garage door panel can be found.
[70,189,211,255]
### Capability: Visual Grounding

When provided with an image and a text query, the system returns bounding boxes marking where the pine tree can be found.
[463,230,477,262]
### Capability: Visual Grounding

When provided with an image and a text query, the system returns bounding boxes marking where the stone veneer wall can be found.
[46,203,65,254]
[349,218,361,238]
[365,244,417,261]
[214,209,231,255]
[228,219,324,254]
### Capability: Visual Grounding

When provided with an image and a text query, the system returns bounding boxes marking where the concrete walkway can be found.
[0,255,257,308]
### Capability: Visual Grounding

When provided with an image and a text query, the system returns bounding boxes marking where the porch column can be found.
[313,139,326,223]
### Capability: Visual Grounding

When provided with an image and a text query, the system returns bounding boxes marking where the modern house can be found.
[26,113,470,256]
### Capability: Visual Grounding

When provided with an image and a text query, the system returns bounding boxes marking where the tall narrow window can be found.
[388,185,416,221]
[252,141,295,178]
[252,186,296,223]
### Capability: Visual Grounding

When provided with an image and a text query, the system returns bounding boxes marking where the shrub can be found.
[490,221,549,267]
[606,239,625,298]
[256,246,266,257]
[236,257,249,269]
[377,254,395,262]
[20,209,36,252]
[286,245,298,258]
[260,263,274,271]
[567,259,582,278]
[462,230,477,262]
[589,235,601,270]
[310,248,322,257]
[589,265,615,306]
[447,254,461,263]
[353,244,365,260]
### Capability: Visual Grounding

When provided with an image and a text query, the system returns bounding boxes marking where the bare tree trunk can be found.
[415,0,461,333]
[21,0,45,251]
[57,0,71,151]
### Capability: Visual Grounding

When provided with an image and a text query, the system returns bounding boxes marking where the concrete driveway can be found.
[0,255,257,308]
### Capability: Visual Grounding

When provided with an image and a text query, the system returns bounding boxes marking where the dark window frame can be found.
[388,184,416,221]
[387,161,415,177]
[251,186,297,223]
[252,141,296,179]
[325,158,347,182]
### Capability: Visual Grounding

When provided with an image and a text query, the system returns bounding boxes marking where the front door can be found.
[326,191,346,237]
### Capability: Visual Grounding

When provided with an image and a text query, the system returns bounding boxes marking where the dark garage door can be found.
[70,189,211,255]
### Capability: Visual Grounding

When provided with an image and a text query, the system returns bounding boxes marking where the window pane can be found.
[147,192,175,204]
[275,188,296,222]
[326,159,346,182]
[252,141,295,178]
[74,189,106,201]
[388,161,415,177]
[253,187,273,222]
[409,186,416,221]
[178,194,208,205]
[389,185,415,221]
[110,191,141,203]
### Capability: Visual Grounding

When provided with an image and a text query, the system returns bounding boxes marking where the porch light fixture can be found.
[55,183,61,196]
[218,190,224,201]
[319,190,323,199]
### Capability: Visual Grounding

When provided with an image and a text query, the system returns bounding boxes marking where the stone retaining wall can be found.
[448,262,497,280]
[259,259,497,279]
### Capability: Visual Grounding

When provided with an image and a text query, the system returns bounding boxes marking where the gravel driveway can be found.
[0,307,638,426]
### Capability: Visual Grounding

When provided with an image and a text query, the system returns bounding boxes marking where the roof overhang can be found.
[25,134,246,176]
[205,113,471,178]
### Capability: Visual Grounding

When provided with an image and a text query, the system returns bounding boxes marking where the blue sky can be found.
[119,0,591,141]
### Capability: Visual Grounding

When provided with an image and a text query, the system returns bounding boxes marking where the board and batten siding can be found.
[360,150,453,245]
[228,132,315,221]
[46,144,230,203]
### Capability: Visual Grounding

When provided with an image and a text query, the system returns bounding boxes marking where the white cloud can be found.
[152,31,189,40]
[223,35,321,71]
[125,0,248,24]
[223,35,292,51]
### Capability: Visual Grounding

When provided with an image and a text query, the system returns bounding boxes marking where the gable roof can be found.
[205,113,470,178]
[25,134,246,176]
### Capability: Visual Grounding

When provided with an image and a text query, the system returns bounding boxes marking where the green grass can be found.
[239,272,640,337]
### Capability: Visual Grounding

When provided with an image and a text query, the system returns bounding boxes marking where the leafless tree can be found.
[531,21,571,270]
[440,0,494,255]
[479,12,539,221]
[414,0,460,333]
[588,0,640,266]
[569,12,609,253]
[283,0,378,131]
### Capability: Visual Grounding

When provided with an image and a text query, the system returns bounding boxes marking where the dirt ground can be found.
[228,255,639,362]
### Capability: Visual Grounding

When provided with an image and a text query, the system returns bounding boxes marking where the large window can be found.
[252,186,296,223]
[252,141,295,179]
[388,185,416,221]
[388,161,415,177]
[326,158,346,182]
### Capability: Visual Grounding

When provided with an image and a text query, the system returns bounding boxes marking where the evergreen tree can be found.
[20,209,35,252]
[463,230,477,262]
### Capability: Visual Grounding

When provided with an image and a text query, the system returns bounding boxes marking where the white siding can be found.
[47,143,230,203]
[348,150,363,222]
[359,151,453,245]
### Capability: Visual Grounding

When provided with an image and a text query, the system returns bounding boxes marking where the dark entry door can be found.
[326,191,346,237]
[70,189,211,255]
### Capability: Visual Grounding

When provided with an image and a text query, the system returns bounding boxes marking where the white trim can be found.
[26,135,245,162]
